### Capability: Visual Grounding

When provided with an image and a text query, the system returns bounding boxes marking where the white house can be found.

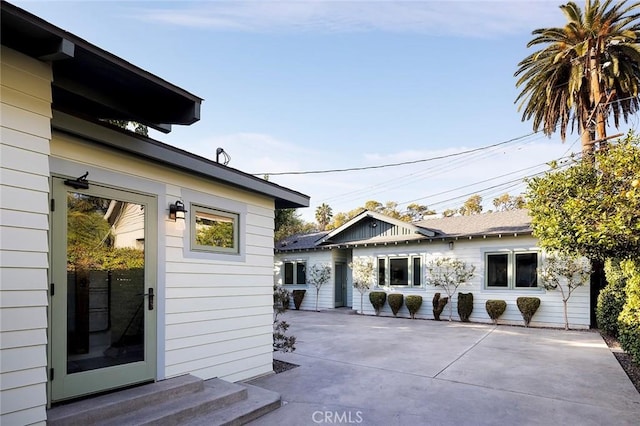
[274,209,593,329]
[0,2,309,424]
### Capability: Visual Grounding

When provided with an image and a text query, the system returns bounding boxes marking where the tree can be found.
[526,135,640,261]
[539,253,592,330]
[405,203,436,221]
[107,120,149,136]
[459,194,483,216]
[426,258,475,321]
[350,258,375,314]
[492,193,526,211]
[315,203,333,231]
[442,208,457,217]
[308,264,332,312]
[273,285,296,352]
[515,0,640,155]
[275,208,316,241]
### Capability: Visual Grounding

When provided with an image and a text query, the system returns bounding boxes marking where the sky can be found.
[14,0,640,222]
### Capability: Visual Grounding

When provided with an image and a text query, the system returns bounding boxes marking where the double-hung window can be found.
[485,251,538,289]
[377,256,422,287]
[283,260,306,285]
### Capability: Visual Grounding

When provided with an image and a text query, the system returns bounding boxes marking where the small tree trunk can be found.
[360,293,364,315]
[316,288,320,312]
[563,299,569,331]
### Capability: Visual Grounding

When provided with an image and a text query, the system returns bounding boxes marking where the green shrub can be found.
[516,297,540,327]
[485,300,507,324]
[292,289,306,310]
[457,292,473,322]
[432,293,448,321]
[369,291,387,315]
[388,293,404,317]
[274,285,291,310]
[597,258,627,337]
[619,259,640,364]
[405,295,423,319]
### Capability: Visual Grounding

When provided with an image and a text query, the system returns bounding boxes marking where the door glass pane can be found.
[66,193,145,374]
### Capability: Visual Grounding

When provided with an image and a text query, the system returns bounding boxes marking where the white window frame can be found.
[484,250,540,290]
[377,255,423,288]
[190,204,240,254]
[282,259,307,286]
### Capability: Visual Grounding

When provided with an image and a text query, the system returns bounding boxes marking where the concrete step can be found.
[184,383,281,426]
[48,374,204,425]
[47,375,281,426]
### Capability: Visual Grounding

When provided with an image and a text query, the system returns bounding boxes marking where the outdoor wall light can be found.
[448,241,454,250]
[169,200,187,231]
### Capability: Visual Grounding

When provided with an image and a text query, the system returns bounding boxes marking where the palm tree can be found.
[515,0,640,155]
[315,203,333,231]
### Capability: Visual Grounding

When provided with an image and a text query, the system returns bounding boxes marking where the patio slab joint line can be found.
[433,325,497,379]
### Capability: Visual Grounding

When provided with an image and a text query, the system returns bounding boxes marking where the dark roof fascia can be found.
[1,1,202,130]
[52,111,310,209]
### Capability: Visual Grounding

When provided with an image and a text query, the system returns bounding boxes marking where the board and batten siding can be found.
[349,236,590,329]
[0,46,52,426]
[50,130,277,383]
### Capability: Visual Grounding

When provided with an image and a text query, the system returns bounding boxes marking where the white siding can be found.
[0,46,51,426]
[51,129,280,384]
[274,251,335,311]
[283,236,591,329]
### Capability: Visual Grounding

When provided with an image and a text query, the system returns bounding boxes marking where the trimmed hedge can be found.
[597,258,627,337]
[369,291,387,315]
[485,300,507,324]
[432,293,448,321]
[457,292,473,322]
[405,295,423,319]
[388,293,404,317]
[516,297,540,327]
[619,259,640,364]
[292,289,306,310]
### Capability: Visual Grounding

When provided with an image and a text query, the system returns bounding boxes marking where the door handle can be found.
[144,288,154,310]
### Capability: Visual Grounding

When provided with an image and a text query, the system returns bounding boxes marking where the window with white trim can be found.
[485,251,538,289]
[377,256,422,287]
[283,260,306,285]
[191,205,239,254]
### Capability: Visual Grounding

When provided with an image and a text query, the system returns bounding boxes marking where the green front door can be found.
[50,177,157,402]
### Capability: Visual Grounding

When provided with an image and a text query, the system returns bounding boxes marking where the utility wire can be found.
[254,132,540,176]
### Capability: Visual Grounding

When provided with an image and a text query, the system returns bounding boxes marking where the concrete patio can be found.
[248,309,640,425]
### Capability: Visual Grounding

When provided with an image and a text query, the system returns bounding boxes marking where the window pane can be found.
[515,253,538,287]
[378,258,386,286]
[296,262,306,284]
[390,258,408,285]
[487,254,508,287]
[284,262,294,285]
[194,209,236,250]
[413,257,421,286]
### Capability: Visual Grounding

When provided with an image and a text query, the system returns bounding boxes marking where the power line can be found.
[254,132,540,176]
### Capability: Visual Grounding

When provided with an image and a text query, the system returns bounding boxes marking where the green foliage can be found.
[457,292,474,322]
[526,136,640,260]
[492,193,525,211]
[426,257,475,321]
[388,293,404,317]
[369,291,387,315]
[308,264,332,312]
[275,208,316,242]
[105,120,149,136]
[516,297,541,327]
[539,253,591,330]
[292,290,306,310]
[597,258,628,337]
[486,300,507,324]
[432,293,448,321]
[619,259,640,364]
[405,295,423,319]
[350,258,375,314]
[315,203,333,231]
[459,194,483,216]
[195,220,234,248]
[273,285,295,352]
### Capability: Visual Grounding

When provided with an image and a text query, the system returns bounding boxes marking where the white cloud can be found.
[138,1,562,37]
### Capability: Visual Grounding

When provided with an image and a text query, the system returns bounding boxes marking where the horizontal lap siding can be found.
[350,237,591,329]
[275,251,335,310]
[0,47,51,425]
[51,131,280,383]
